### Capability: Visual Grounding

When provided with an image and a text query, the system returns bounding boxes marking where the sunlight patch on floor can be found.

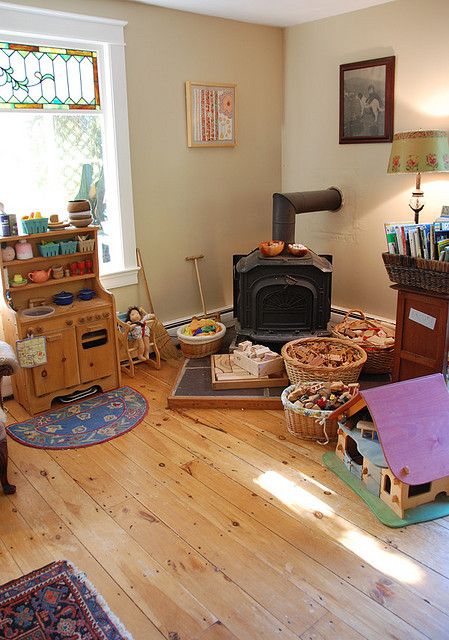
[254,470,334,517]
[339,529,423,584]
[255,470,424,585]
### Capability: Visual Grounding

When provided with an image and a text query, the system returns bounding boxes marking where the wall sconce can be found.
[387,130,449,223]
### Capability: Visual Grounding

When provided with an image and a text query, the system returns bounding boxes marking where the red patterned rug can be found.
[0,560,133,639]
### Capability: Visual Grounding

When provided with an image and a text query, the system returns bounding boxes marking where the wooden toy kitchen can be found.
[0,224,120,415]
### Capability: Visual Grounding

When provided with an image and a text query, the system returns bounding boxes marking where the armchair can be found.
[0,341,19,494]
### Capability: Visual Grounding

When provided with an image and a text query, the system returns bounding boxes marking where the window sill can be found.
[100,266,139,289]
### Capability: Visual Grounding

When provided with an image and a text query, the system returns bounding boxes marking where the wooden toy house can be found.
[329,374,449,518]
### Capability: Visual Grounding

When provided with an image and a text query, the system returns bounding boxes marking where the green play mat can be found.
[323,451,449,528]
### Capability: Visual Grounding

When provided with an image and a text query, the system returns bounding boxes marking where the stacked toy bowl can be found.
[67,200,93,228]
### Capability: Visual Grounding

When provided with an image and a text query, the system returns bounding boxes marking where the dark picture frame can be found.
[339,56,395,144]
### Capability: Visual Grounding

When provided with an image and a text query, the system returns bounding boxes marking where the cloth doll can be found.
[125,306,155,361]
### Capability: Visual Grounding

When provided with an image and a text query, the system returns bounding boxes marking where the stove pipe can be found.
[272,187,342,244]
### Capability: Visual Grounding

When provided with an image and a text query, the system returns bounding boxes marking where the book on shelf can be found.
[384,221,439,260]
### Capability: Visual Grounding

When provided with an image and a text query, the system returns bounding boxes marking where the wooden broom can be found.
[136,249,180,360]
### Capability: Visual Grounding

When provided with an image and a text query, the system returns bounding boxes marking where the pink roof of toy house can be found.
[331,374,449,486]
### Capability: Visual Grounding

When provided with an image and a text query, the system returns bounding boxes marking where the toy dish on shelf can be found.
[48,222,70,229]
[70,219,93,229]
[67,200,91,214]
[9,278,28,288]
[53,291,74,306]
[38,243,60,257]
[21,218,49,235]
[77,288,96,301]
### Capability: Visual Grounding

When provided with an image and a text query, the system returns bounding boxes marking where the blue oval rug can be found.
[7,386,148,450]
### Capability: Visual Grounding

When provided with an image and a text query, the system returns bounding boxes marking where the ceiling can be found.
[130,0,395,27]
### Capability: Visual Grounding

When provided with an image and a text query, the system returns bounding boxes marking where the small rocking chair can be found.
[116,311,161,377]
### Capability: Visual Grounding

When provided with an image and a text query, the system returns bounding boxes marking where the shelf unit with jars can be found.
[0,227,121,414]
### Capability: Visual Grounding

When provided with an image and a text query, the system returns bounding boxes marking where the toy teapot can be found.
[28,268,51,283]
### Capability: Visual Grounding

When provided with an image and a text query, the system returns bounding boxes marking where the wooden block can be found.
[216,372,263,381]
[253,346,270,357]
[214,354,233,374]
[233,350,285,378]
[210,355,288,390]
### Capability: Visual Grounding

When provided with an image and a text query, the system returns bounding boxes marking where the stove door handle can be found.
[285,275,298,286]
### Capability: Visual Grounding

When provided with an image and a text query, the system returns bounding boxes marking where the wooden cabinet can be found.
[77,318,115,383]
[392,285,449,381]
[32,327,80,396]
[0,227,121,414]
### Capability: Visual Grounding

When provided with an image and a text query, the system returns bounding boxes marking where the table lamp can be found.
[387,130,449,223]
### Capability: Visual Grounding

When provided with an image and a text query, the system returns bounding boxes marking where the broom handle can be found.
[136,248,155,315]
[193,258,208,317]
[186,255,208,317]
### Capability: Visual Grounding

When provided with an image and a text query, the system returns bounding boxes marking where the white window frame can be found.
[0,1,138,289]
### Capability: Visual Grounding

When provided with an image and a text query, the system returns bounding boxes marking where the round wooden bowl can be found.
[70,217,93,228]
[69,211,92,220]
[259,241,285,257]
[67,200,91,214]
[287,243,308,257]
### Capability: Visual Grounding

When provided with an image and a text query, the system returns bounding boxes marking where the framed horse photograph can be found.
[339,56,395,144]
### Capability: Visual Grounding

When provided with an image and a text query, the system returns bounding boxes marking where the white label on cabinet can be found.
[408,307,436,330]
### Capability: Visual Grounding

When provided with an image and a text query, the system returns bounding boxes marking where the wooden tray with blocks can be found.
[211,354,289,390]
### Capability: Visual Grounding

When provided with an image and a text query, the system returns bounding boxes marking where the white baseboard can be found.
[165,305,394,341]
[331,305,395,327]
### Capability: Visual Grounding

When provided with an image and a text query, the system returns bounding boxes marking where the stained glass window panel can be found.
[0,42,100,109]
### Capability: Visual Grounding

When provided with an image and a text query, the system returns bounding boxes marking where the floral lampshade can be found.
[387,130,449,174]
[387,130,449,223]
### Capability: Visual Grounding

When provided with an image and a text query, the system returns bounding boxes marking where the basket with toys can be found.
[331,308,395,374]
[177,317,226,358]
[281,380,360,442]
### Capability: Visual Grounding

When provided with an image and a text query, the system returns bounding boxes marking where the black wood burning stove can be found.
[233,188,342,346]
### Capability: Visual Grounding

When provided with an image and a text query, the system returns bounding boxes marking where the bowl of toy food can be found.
[177,318,226,358]
[287,243,308,257]
[259,240,285,257]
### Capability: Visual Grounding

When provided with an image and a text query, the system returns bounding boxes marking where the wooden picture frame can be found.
[185,81,237,147]
[339,56,395,144]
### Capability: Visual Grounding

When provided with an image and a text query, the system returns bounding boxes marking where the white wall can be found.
[7,0,284,322]
[284,0,449,319]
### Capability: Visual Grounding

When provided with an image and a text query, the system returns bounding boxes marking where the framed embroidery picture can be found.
[339,56,395,144]
[186,81,237,147]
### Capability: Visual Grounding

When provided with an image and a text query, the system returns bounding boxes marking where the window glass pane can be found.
[0,112,114,270]
[0,42,100,109]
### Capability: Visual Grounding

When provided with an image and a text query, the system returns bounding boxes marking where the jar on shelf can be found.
[1,243,15,262]
[15,238,33,260]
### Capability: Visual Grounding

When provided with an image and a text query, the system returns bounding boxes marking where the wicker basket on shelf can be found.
[331,308,395,374]
[281,337,366,384]
[382,252,449,294]
[176,323,226,359]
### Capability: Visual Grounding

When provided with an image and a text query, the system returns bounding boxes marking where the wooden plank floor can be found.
[2,359,449,639]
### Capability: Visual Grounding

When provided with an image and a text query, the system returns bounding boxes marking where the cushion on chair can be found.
[0,341,19,377]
